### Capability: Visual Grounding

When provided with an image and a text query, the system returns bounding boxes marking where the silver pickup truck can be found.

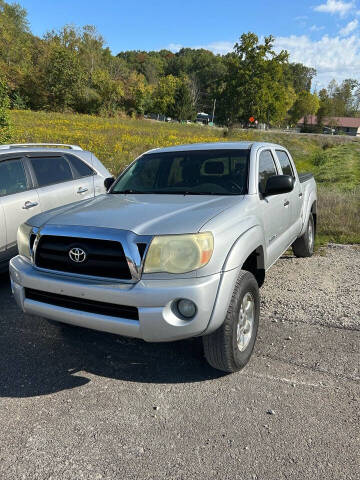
[10,142,317,372]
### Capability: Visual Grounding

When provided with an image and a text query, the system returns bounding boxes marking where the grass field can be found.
[9,110,360,245]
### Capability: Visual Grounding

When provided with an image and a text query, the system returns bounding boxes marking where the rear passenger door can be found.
[275,150,302,238]
[0,156,41,249]
[66,154,95,201]
[27,154,79,212]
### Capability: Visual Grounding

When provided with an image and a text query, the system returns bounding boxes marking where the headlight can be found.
[17,223,33,261]
[144,232,213,274]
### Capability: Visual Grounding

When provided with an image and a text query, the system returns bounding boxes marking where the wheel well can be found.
[311,201,317,233]
[242,246,265,287]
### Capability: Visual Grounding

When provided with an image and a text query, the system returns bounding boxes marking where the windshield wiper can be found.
[110,189,154,194]
[173,191,242,196]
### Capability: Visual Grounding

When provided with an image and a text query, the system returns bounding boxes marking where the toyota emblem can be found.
[69,247,87,263]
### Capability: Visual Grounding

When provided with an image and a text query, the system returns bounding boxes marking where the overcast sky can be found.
[20,0,360,88]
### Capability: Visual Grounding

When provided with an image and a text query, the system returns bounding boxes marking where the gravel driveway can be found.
[0,245,359,480]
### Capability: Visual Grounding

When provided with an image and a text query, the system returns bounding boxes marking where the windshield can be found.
[111,149,250,195]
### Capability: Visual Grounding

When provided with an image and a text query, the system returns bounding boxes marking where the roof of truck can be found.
[145,141,285,154]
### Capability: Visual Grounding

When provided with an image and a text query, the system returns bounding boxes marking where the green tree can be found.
[166,48,226,113]
[317,88,331,126]
[151,75,180,116]
[289,91,320,124]
[89,68,124,114]
[122,72,151,116]
[0,76,11,142]
[0,0,33,106]
[332,79,359,116]
[285,63,316,94]
[218,33,290,125]
[44,45,86,111]
[171,77,197,121]
[317,79,360,120]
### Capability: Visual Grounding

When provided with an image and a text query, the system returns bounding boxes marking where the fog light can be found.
[177,299,197,319]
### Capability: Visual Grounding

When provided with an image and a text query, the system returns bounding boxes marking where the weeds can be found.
[317,187,360,245]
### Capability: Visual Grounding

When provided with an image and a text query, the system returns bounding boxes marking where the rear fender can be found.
[300,190,317,237]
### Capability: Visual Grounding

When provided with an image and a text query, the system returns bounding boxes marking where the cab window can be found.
[276,150,294,178]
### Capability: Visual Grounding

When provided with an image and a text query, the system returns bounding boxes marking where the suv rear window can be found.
[68,155,94,178]
[30,156,73,187]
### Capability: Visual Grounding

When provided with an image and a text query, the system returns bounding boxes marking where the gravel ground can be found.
[0,246,359,480]
[261,244,360,330]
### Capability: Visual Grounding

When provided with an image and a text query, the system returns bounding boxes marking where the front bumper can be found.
[10,256,223,342]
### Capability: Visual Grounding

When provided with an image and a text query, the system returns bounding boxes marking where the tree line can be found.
[0,0,359,133]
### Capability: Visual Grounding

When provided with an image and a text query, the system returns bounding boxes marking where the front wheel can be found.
[202,270,260,373]
[292,213,315,258]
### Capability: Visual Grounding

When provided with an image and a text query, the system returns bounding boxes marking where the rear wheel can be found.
[202,270,260,373]
[292,213,315,258]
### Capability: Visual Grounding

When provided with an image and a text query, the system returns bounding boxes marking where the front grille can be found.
[25,288,139,320]
[35,235,132,280]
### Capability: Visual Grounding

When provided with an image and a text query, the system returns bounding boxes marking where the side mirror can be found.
[265,175,294,196]
[104,176,115,191]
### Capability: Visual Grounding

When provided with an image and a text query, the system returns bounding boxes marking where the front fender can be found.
[202,225,266,335]
[222,224,265,272]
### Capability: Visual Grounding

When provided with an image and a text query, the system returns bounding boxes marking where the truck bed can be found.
[299,172,314,183]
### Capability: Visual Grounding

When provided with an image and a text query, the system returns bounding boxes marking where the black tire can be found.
[292,213,315,258]
[202,270,260,373]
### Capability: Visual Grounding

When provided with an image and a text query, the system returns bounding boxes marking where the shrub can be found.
[0,77,11,143]
[313,151,327,166]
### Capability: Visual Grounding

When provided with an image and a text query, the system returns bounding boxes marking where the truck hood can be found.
[29,193,241,235]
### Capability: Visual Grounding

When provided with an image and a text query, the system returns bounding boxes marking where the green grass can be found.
[9,110,360,245]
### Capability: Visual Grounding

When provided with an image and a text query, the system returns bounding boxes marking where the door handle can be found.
[283,200,290,207]
[77,187,88,194]
[299,192,303,198]
[22,201,39,210]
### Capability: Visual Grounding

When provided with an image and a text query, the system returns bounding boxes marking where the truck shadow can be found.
[0,273,224,398]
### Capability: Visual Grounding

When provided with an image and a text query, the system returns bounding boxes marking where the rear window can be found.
[258,150,277,194]
[68,155,94,178]
[30,156,73,187]
[276,150,294,178]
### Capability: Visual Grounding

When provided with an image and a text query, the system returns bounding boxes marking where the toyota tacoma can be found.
[10,142,317,372]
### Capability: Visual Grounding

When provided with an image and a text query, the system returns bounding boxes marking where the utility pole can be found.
[212,98,216,124]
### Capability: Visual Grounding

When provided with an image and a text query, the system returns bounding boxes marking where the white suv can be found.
[0,143,113,272]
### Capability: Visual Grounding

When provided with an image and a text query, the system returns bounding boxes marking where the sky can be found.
[19,0,360,88]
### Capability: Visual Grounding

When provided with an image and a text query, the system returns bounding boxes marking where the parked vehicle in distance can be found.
[0,143,113,272]
[10,142,317,372]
